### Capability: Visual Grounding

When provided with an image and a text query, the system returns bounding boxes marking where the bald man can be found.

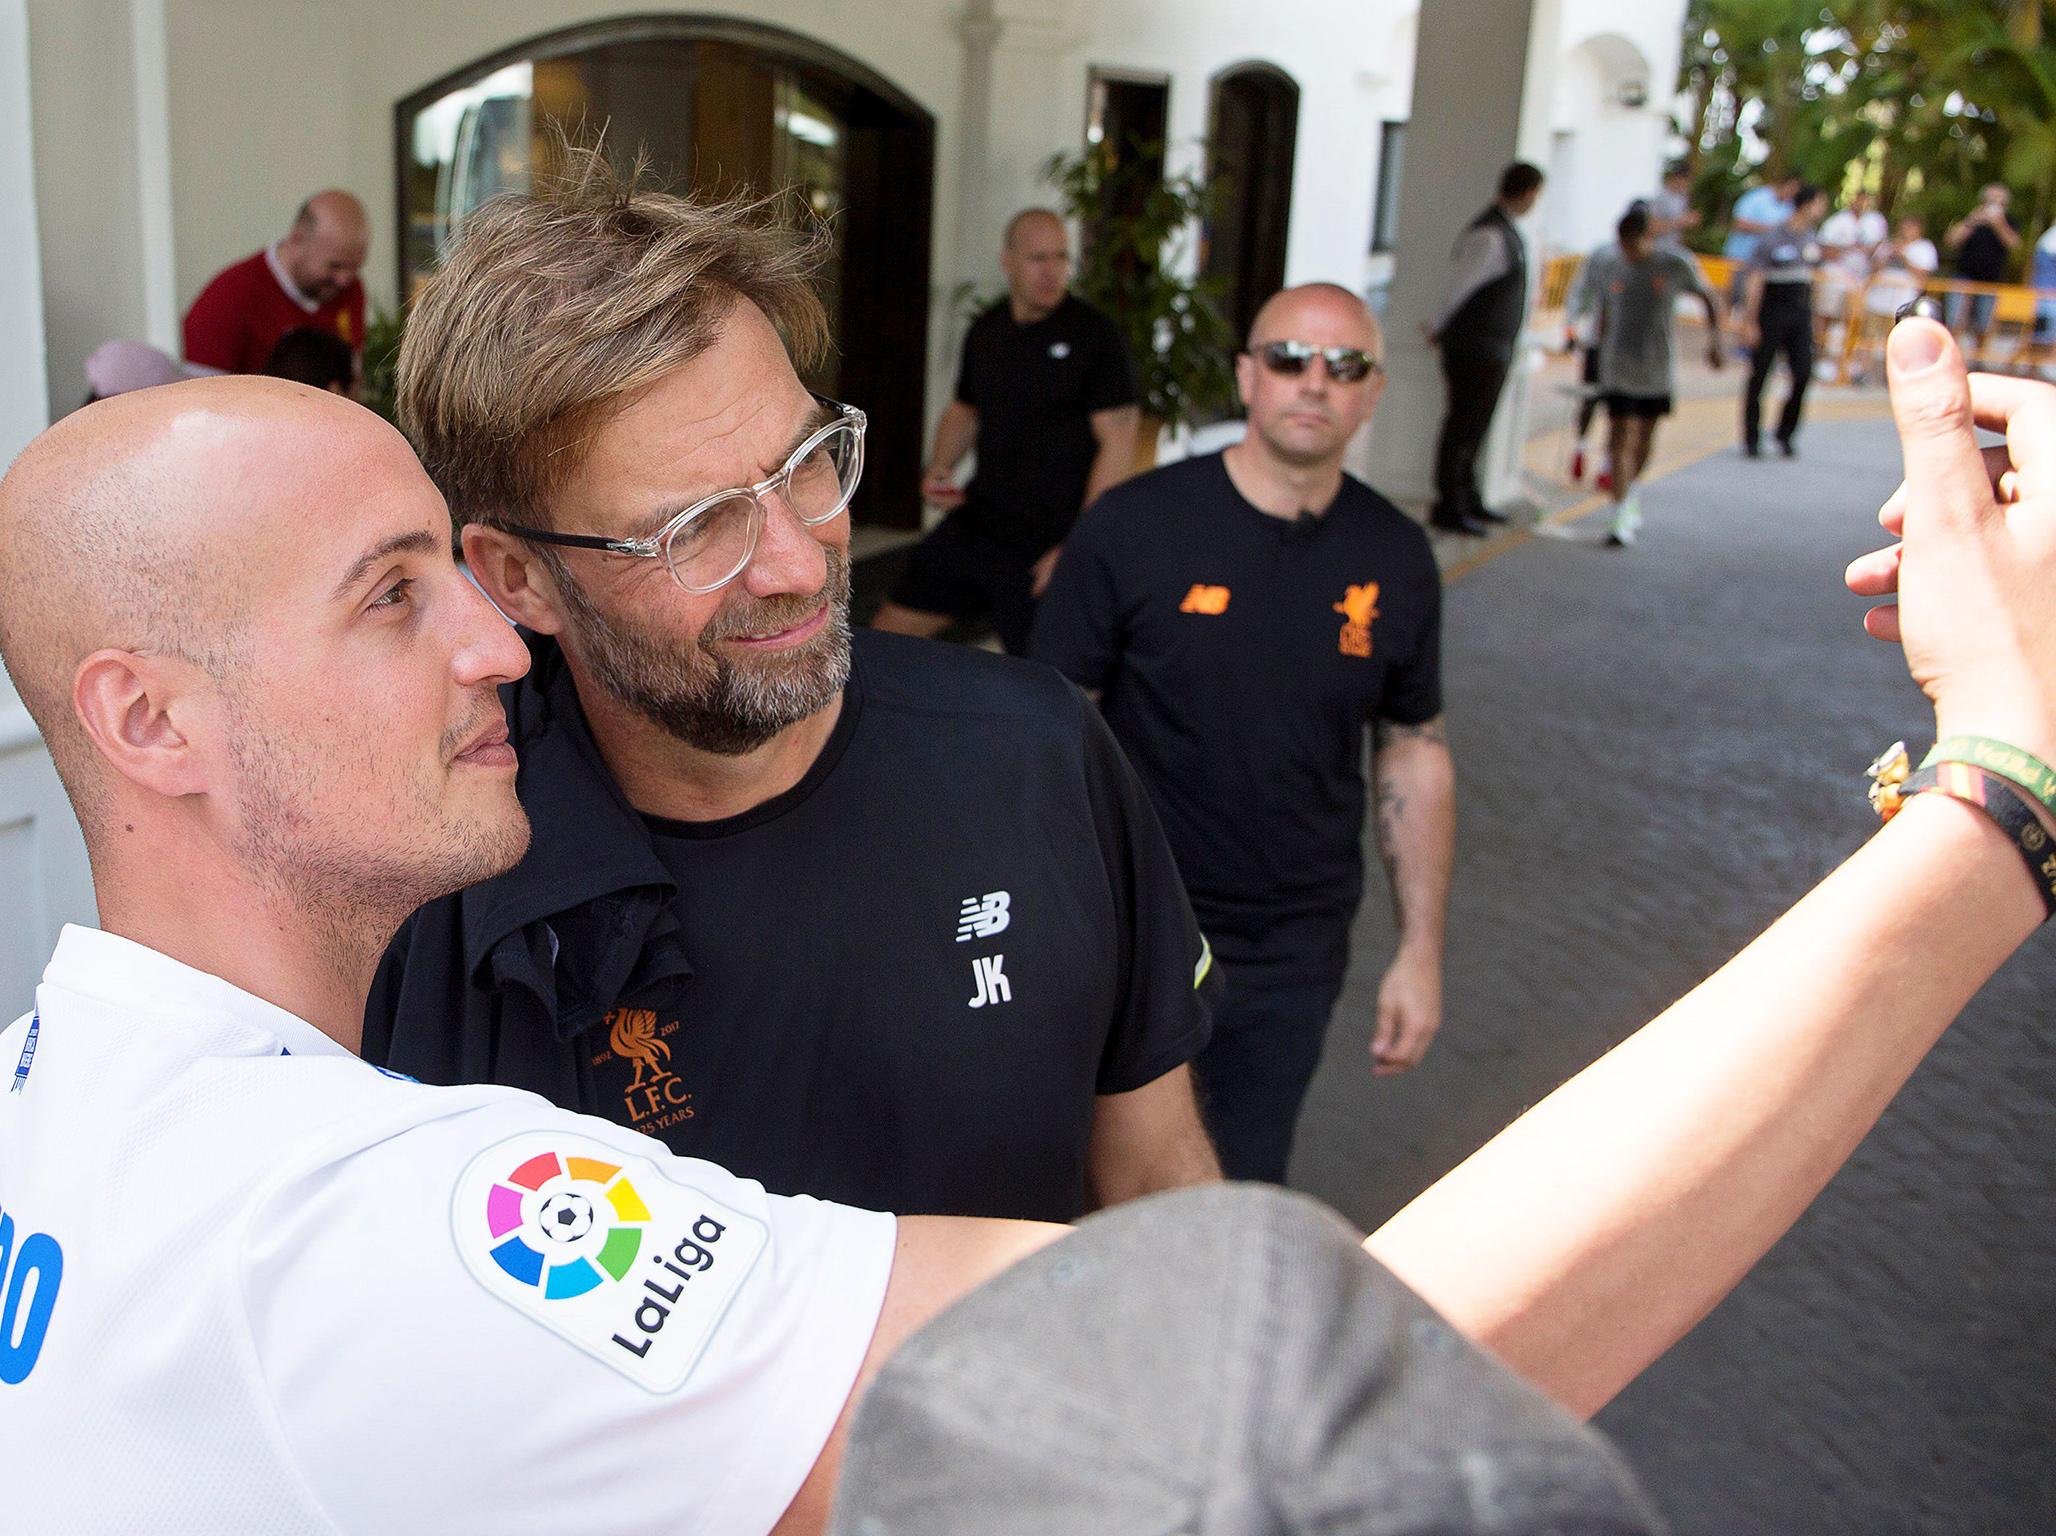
[183,190,370,375]
[1033,283,1454,1182]
[874,208,1139,652]
[6,329,2056,1533]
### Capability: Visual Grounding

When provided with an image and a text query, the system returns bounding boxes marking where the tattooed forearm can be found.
[1370,716,1454,949]
[1375,715,1448,749]
[1375,776,1408,928]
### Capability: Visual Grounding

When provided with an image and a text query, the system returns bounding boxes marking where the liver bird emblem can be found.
[1333,582,1380,628]
[608,1007,672,1090]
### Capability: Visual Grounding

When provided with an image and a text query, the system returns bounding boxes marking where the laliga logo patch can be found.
[453,1132,767,1392]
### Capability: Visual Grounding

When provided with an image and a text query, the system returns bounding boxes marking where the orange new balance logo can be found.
[1179,584,1232,615]
[1333,582,1379,657]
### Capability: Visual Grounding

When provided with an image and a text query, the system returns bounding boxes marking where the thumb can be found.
[1886,319,1991,534]
[1371,996,1399,1059]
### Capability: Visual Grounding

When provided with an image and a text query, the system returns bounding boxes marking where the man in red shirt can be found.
[182,190,370,375]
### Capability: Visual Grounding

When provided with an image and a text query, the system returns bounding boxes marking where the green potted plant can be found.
[358,307,406,425]
[1042,140,1238,466]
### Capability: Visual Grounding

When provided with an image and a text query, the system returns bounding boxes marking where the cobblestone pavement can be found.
[1291,409,2056,1534]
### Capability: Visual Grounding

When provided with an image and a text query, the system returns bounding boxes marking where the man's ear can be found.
[1233,351,1256,413]
[462,524,567,635]
[72,650,213,800]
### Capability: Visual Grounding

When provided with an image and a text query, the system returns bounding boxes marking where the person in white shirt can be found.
[1820,191,1889,285]
[2,327,2052,1531]
[1854,216,1941,383]
[1818,191,1890,370]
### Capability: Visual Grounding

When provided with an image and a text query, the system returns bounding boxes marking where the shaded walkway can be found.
[1294,412,2056,1532]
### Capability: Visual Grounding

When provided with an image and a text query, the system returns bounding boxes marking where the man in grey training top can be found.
[1568,204,1722,546]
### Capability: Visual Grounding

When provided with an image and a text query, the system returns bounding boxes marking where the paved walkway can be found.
[1292,404,2056,1532]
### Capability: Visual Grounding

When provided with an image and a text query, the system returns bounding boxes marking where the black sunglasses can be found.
[1255,340,1383,384]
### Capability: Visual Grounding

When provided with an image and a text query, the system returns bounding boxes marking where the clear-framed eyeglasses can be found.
[499,392,866,594]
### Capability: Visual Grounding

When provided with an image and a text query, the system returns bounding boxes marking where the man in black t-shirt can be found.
[1033,283,1455,1184]
[1944,183,2020,338]
[873,208,1140,652]
[365,163,1219,1222]
[1739,184,1828,458]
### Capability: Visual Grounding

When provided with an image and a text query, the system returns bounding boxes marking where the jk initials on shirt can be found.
[968,953,1012,1009]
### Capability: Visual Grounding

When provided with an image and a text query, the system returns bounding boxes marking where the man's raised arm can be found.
[1365,320,2056,1417]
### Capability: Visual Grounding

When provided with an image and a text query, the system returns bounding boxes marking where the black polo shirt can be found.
[1029,452,1442,961]
[365,630,1212,1222]
[957,293,1136,556]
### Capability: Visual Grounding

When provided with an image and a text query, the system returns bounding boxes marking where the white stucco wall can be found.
[26,0,1686,455]
[1548,0,1683,255]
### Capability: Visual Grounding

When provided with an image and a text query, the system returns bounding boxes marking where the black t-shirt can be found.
[367,631,1211,1223]
[1030,453,1442,958]
[957,293,1137,557]
[1955,217,2016,282]
[1750,229,1822,315]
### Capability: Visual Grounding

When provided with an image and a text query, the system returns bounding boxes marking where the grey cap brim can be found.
[831,1183,1663,1535]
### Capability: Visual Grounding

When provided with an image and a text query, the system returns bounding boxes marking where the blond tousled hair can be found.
[398,141,831,531]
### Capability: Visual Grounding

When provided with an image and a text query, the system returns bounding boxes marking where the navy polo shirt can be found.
[366,630,1213,1222]
[1030,451,1442,958]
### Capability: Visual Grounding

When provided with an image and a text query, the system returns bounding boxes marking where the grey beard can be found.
[562,548,853,757]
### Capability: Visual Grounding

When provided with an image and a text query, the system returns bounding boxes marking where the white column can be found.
[0,0,96,1011]
[1364,0,1563,508]
[0,0,47,462]
[952,0,1003,302]
[129,0,178,354]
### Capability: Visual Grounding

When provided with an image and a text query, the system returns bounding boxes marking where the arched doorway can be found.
[395,17,935,529]
[1203,62,1299,346]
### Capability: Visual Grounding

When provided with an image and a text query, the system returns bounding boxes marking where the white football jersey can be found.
[0,927,895,1534]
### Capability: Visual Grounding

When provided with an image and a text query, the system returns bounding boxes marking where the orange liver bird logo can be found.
[608,1007,672,1091]
[1179,583,1232,615]
[1333,582,1379,657]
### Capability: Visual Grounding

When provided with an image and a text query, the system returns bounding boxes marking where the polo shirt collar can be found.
[264,241,322,314]
[41,923,352,1059]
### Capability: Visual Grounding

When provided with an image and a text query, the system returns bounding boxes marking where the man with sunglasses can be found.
[363,155,1220,1223]
[1032,284,1452,1183]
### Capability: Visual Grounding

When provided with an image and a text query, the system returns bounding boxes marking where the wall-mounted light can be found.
[1617,79,1649,109]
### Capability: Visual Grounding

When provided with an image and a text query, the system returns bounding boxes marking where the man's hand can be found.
[922,471,966,510]
[1843,319,2056,765]
[1371,947,1442,1076]
[1739,318,1761,350]
[1029,544,1064,599]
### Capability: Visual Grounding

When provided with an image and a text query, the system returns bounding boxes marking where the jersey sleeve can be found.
[182,269,251,372]
[1083,313,1140,414]
[1027,502,1126,691]
[237,1090,895,1536]
[1072,691,1214,1094]
[1375,540,1444,726]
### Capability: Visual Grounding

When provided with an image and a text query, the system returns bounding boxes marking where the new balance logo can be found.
[968,953,1012,1009]
[956,891,1011,942]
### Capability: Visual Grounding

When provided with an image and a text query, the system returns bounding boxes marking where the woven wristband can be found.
[1901,762,2056,919]
[1920,736,2056,821]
